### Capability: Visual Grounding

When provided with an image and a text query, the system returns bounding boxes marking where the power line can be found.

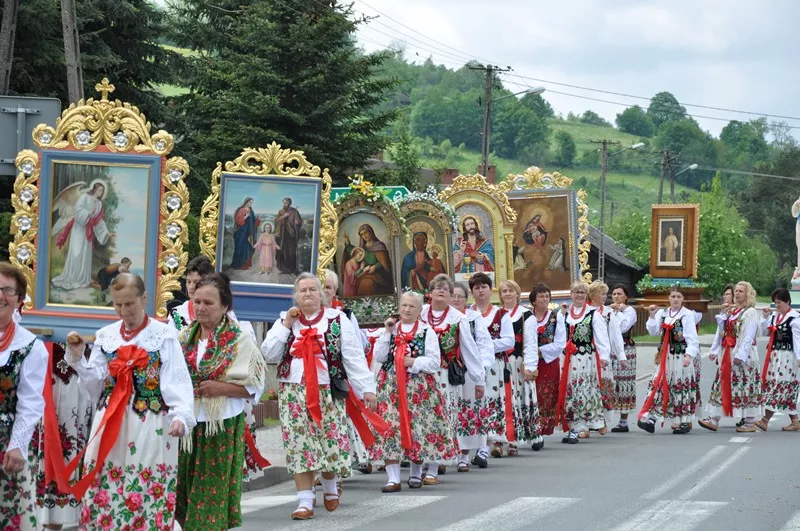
[697,166,800,182]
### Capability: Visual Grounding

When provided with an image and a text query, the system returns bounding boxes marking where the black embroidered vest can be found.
[772,315,795,352]
[277,315,347,381]
[0,341,35,436]
[99,348,168,419]
[508,309,529,358]
[660,314,687,355]
[381,331,426,373]
[536,311,558,360]
[569,310,596,355]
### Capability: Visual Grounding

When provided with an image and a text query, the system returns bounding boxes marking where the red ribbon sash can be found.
[244,424,271,469]
[42,343,70,493]
[639,323,673,421]
[762,324,777,386]
[187,300,196,321]
[556,325,578,432]
[366,336,378,368]
[291,328,327,427]
[345,393,390,448]
[393,332,415,450]
[503,364,515,442]
[720,333,736,417]
[66,345,150,499]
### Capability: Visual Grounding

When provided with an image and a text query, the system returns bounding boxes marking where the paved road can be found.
[237,349,800,531]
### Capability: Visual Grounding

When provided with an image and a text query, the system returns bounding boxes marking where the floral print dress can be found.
[759,310,800,413]
[69,320,195,531]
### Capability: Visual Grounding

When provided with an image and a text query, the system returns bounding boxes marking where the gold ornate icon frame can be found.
[198,142,336,320]
[9,79,190,340]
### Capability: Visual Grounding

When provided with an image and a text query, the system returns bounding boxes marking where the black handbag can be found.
[330,378,350,400]
[447,358,466,386]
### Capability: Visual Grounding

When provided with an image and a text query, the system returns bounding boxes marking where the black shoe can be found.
[561,430,579,444]
[736,419,745,428]
[673,423,691,434]
[637,420,655,434]
[611,424,629,433]
[532,440,544,451]
[471,454,488,468]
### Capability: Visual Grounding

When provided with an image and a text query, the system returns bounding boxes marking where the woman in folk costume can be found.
[371,292,457,492]
[588,280,625,434]
[468,273,514,459]
[0,263,48,531]
[637,286,699,435]
[714,284,736,425]
[167,255,265,483]
[699,281,764,433]
[755,288,800,432]
[556,280,611,444]
[420,274,485,484]
[63,273,195,530]
[262,273,377,520]
[323,269,376,475]
[527,283,566,442]
[609,285,637,433]
[176,274,267,530]
[497,279,540,454]
[451,282,493,471]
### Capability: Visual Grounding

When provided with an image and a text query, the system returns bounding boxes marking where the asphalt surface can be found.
[235,343,800,531]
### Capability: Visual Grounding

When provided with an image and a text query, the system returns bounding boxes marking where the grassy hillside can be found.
[548,119,646,156]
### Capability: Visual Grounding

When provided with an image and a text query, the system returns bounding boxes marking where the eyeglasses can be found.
[571,290,587,295]
[0,287,19,297]
[431,286,450,292]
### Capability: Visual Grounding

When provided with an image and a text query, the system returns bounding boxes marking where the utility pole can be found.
[590,139,620,281]
[610,201,616,225]
[669,161,677,203]
[657,149,678,204]
[469,63,511,176]
[0,0,19,94]
[61,0,84,102]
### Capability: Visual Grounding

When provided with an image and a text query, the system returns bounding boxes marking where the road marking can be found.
[728,436,751,443]
[241,495,298,514]
[435,497,579,531]
[613,500,727,531]
[270,495,446,531]
[781,509,800,530]
[642,445,726,500]
[679,446,750,500]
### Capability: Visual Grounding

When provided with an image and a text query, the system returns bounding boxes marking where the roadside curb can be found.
[243,466,292,492]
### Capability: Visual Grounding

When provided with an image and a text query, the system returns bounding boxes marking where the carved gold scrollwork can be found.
[199,143,336,281]
[439,173,517,224]
[9,150,40,308]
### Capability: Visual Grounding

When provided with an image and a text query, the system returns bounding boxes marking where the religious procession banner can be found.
[9,79,190,342]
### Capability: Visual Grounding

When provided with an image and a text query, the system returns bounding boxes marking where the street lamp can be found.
[481,87,546,176]
[675,163,698,176]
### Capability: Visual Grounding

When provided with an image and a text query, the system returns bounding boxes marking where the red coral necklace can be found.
[121,315,149,342]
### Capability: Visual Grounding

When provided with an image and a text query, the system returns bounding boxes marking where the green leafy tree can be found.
[388,120,422,189]
[170,0,397,200]
[648,91,686,129]
[719,119,770,169]
[579,110,612,127]
[606,211,651,267]
[520,93,554,119]
[615,105,654,137]
[490,100,549,160]
[554,131,576,167]
[656,119,719,188]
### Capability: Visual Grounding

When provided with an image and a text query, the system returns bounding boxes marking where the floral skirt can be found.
[612,345,637,414]
[509,357,541,444]
[761,348,799,413]
[642,353,698,423]
[33,371,94,526]
[347,416,371,470]
[176,413,246,530]
[599,354,616,412]
[694,354,703,412]
[564,353,605,431]
[79,408,178,531]
[278,382,351,476]
[536,358,560,435]
[707,349,764,419]
[242,400,268,483]
[371,369,458,463]
[455,373,488,450]
[0,421,37,531]
[486,357,511,442]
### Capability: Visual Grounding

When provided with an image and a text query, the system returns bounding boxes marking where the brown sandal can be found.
[507,445,518,456]
[782,420,800,431]
[698,418,718,432]
[578,430,590,439]
[755,418,769,431]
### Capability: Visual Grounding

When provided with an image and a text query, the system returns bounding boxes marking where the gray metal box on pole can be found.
[0,95,61,176]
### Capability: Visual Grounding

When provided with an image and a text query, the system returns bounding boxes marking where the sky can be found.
[108,166,149,270]
[222,178,318,226]
[352,0,800,138]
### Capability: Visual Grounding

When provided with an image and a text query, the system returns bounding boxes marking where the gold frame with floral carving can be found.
[9,78,189,339]
[498,166,591,299]
[199,143,336,321]
[439,173,516,300]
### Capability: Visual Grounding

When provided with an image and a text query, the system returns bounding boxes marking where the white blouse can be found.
[170,300,256,343]
[523,310,567,369]
[646,307,700,359]
[566,305,612,361]
[598,305,627,362]
[2,326,48,453]
[464,308,494,369]
[421,305,486,384]
[262,308,376,396]
[473,305,515,355]
[760,310,800,360]
[616,305,637,335]
[373,321,441,375]
[194,337,265,422]
[709,307,759,362]
[68,319,196,430]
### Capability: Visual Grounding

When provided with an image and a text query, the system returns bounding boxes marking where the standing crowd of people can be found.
[1,256,798,528]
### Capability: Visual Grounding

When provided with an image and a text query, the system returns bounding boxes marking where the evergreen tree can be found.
[170,0,397,198]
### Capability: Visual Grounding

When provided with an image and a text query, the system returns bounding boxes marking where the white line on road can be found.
[678,446,750,500]
[612,500,727,531]
[728,436,751,443]
[642,445,726,500]
[271,495,446,531]
[435,497,579,531]
[241,495,298,514]
[781,510,800,530]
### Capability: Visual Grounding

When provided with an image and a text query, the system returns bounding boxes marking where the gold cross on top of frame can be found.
[95,78,116,101]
